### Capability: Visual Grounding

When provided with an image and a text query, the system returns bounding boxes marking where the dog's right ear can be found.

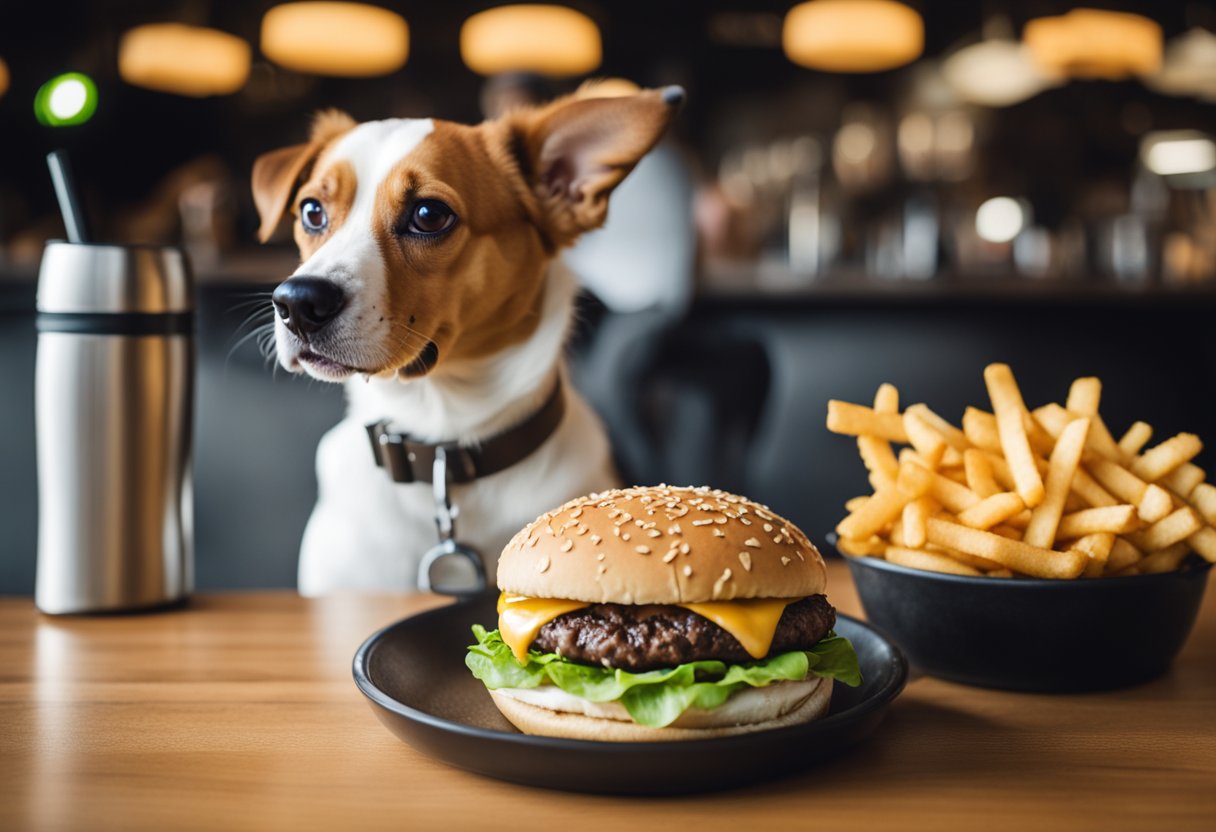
[251,109,356,243]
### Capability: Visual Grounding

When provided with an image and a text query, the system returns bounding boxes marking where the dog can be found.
[251,86,684,595]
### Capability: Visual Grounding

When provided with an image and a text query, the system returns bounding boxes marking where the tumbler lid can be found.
[37,241,193,315]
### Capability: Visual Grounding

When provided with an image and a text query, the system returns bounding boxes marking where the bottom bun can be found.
[489,677,832,742]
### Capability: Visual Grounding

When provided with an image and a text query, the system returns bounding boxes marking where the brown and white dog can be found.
[252,86,683,595]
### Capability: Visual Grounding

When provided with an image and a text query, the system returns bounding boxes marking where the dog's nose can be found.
[272,277,346,337]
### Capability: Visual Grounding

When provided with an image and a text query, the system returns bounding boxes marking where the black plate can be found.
[352,595,907,795]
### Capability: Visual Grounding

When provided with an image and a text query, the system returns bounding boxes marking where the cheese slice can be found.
[498,594,589,663]
[678,598,794,659]
[497,593,799,664]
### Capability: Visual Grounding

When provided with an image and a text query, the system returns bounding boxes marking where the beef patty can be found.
[531,595,836,672]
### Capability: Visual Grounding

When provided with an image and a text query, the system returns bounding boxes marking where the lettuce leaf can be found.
[465,624,861,729]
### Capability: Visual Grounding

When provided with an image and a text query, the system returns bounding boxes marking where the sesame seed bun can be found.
[497,485,827,604]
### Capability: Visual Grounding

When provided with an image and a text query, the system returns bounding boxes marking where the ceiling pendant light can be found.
[782,0,923,73]
[261,2,409,77]
[120,24,251,97]
[942,36,1061,107]
[1144,28,1216,102]
[1024,8,1162,81]
[460,5,601,77]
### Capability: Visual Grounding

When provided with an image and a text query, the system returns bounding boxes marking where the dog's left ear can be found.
[510,86,684,247]
[251,109,356,243]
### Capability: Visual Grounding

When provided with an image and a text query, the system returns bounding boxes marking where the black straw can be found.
[46,150,90,244]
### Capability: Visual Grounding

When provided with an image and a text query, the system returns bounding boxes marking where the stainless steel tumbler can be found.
[35,241,194,614]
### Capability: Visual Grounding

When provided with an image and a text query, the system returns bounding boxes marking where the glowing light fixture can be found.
[782,0,923,73]
[120,24,251,97]
[34,73,98,127]
[0,57,9,100]
[975,197,1025,244]
[262,2,409,77]
[942,39,1061,107]
[1024,9,1161,81]
[1145,28,1216,102]
[461,5,601,77]
[1141,131,1216,177]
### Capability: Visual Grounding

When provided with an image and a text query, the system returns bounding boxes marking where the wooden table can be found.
[2,562,1213,832]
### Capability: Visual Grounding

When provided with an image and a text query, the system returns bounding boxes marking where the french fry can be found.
[858,385,902,491]
[926,517,1087,579]
[904,410,948,468]
[927,469,981,514]
[845,496,869,512]
[963,449,1001,498]
[1187,525,1216,564]
[984,363,1045,508]
[957,492,1026,531]
[1129,433,1203,483]
[885,545,983,577]
[1086,458,1173,523]
[827,400,908,442]
[1118,421,1153,461]
[1073,533,1116,577]
[1106,538,1143,574]
[902,497,934,548]
[1126,506,1202,552]
[928,546,1006,572]
[1064,377,1123,461]
[1056,505,1140,538]
[1138,542,1191,574]
[836,484,910,540]
[963,407,1002,452]
[1004,509,1032,529]
[837,536,888,557]
[897,460,934,498]
[1160,463,1206,498]
[904,403,970,451]
[1190,483,1216,525]
[987,568,1015,578]
[1024,417,1090,549]
[1034,402,1120,462]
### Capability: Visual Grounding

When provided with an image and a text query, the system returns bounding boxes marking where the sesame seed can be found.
[744,537,761,548]
[668,523,682,535]
[740,518,752,526]
[773,536,782,544]
[590,534,602,545]
[613,527,621,537]
[596,553,606,561]
[691,519,714,527]
[738,552,752,571]
[781,556,792,566]
[576,525,589,536]
[715,517,727,525]
[634,519,645,527]
[663,550,679,563]
[622,532,631,541]
[712,528,725,538]
[560,539,573,552]
[763,523,773,533]
[570,508,583,518]
[680,542,691,555]
[636,545,652,554]
[598,564,607,575]
[713,568,733,598]
[537,556,551,573]
[646,529,662,538]
[683,565,693,577]
[527,537,539,548]
[796,550,805,561]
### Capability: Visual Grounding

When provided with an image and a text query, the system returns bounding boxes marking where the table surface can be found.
[2,562,1214,832]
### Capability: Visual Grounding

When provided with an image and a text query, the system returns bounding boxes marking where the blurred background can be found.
[2,1,1215,593]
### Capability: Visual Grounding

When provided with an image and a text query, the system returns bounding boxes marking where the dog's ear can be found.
[507,86,684,247]
[251,109,356,243]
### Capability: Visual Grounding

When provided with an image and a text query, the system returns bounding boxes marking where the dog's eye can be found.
[300,198,328,234]
[407,200,457,235]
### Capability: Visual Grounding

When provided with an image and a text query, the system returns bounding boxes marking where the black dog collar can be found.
[365,379,566,485]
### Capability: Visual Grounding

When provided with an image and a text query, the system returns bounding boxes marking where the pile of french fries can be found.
[827,363,1216,579]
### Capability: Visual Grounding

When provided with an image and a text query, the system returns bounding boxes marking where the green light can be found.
[34,72,98,126]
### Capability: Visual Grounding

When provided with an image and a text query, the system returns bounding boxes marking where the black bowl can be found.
[844,551,1211,692]
[352,593,907,795]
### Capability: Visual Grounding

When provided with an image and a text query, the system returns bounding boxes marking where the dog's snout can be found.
[272,277,346,337]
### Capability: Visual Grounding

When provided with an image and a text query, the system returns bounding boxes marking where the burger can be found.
[465,485,860,741]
